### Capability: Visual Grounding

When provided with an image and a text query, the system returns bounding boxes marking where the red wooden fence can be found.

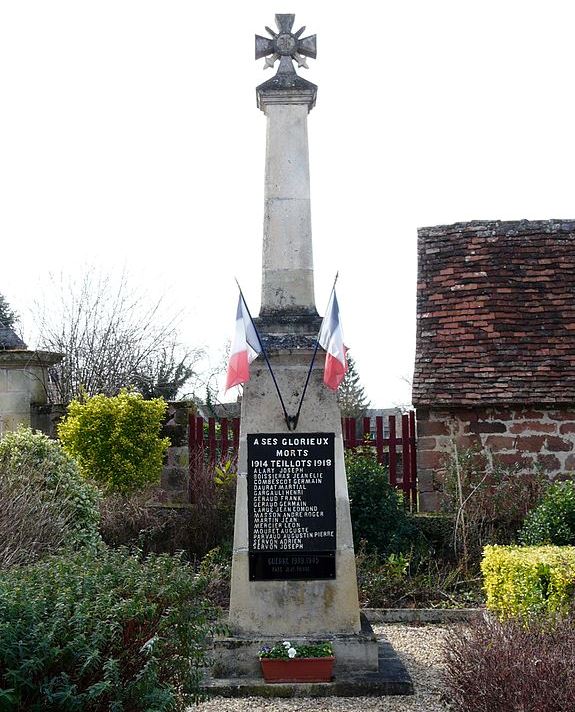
[188,413,418,510]
[341,413,418,511]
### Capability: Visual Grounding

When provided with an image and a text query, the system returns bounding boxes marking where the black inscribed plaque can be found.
[247,432,336,581]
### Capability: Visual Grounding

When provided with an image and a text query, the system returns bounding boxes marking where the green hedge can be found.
[482,545,575,619]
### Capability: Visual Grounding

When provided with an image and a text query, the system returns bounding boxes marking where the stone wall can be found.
[158,401,194,503]
[417,405,575,511]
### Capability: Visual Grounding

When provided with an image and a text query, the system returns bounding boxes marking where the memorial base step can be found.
[202,638,413,698]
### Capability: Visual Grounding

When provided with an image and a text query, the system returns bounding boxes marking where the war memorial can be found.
[206,14,413,697]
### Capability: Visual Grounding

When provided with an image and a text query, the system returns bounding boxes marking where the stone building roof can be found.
[412,219,575,407]
[0,326,27,350]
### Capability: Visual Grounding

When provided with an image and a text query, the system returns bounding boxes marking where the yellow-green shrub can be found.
[482,545,575,619]
[59,390,169,495]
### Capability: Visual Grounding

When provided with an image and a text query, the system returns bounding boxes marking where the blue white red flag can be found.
[225,294,261,392]
[318,289,348,390]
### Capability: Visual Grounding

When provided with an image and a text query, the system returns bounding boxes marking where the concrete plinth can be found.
[213,613,378,679]
[204,633,413,698]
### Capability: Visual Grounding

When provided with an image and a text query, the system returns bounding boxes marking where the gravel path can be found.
[199,623,451,711]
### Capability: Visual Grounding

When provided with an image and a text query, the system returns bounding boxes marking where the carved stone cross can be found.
[255,14,317,74]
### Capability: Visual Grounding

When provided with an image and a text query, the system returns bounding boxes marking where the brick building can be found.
[412,219,575,511]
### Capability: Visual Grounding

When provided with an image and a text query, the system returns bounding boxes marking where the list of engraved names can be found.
[247,433,336,553]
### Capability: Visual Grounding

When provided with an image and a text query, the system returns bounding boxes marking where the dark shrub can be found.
[443,447,548,565]
[411,513,455,562]
[0,427,101,560]
[0,547,218,711]
[199,545,232,609]
[443,614,575,712]
[345,448,417,557]
[99,455,236,559]
[520,480,575,546]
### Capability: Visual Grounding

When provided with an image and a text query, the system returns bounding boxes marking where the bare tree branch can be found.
[34,270,204,403]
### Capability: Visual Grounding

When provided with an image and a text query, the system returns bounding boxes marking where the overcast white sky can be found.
[1,1,574,407]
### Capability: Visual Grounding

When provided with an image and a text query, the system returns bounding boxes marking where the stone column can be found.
[259,88,317,319]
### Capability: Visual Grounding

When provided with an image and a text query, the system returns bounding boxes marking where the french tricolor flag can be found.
[225,294,262,392]
[318,289,348,391]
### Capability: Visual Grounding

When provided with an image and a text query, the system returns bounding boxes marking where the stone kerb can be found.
[416,405,575,510]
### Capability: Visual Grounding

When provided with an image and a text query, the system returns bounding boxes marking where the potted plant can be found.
[258,640,335,683]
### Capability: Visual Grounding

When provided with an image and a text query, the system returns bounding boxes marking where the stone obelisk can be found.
[221,14,377,678]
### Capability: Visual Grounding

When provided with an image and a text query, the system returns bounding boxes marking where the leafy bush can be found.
[0,427,101,554]
[345,448,417,557]
[520,480,575,546]
[59,390,170,495]
[0,547,218,710]
[443,613,575,712]
[482,544,575,618]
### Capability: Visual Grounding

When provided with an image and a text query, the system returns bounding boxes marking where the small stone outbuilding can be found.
[0,327,63,435]
[412,219,575,511]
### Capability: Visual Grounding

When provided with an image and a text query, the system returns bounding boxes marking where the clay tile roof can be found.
[412,219,575,407]
[0,326,27,350]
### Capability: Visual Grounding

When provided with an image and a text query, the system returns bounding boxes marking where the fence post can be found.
[409,411,418,512]
[401,413,411,506]
[375,416,384,465]
[208,417,217,466]
[389,415,397,487]
[362,416,371,442]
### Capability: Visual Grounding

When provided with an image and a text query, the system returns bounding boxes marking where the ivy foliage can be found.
[59,390,170,495]
[0,547,218,711]
[519,480,575,546]
[0,427,101,549]
[481,544,575,619]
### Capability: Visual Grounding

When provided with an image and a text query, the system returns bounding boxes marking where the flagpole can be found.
[234,279,292,430]
[291,272,339,430]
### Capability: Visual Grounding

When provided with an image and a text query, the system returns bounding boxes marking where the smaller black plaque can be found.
[249,551,336,581]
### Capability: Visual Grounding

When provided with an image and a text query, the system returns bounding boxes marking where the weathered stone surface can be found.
[229,349,360,636]
[416,405,575,510]
[259,102,317,319]
[0,350,62,435]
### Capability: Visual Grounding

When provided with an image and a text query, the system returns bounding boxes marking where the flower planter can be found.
[260,656,335,683]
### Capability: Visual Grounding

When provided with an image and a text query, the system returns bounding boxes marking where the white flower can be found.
[288,647,297,658]
[283,641,291,648]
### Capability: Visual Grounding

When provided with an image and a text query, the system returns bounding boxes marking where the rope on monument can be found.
[235,280,292,430]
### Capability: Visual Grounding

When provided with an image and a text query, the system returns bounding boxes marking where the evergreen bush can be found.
[59,390,170,495]
[345,448,417,557]
[0,547,218,710]
[519,480,575,546]
[0,427,101,553]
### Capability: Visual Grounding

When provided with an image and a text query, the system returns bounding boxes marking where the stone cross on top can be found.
[255,14,317,76]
